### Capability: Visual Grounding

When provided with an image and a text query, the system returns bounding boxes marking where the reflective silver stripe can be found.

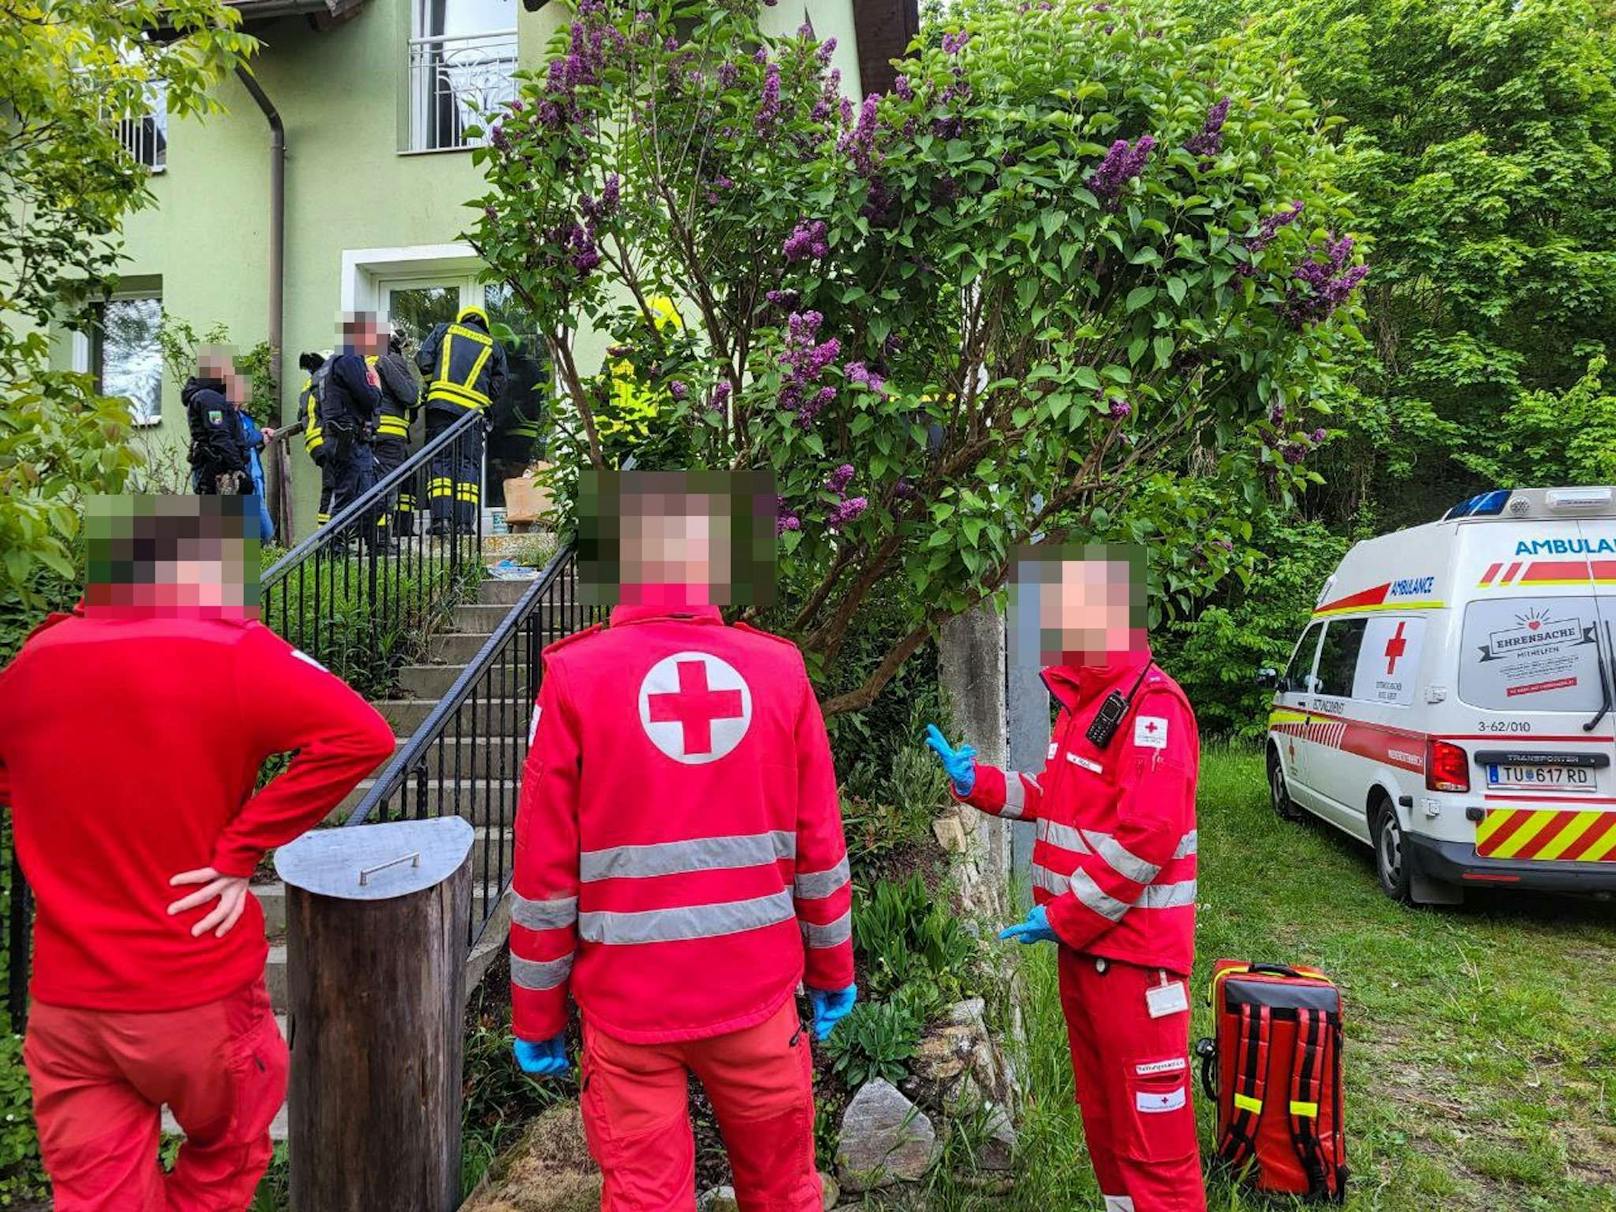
[795,855,851,900]
[801,908,853,948]
[1025,774,1042,793]
[1037,819,1091,855]
[1070,868,1129,922]
[512,953,574,990]
[511,893,578,931]
[1174,831,1198,859]
[1002,776,1026,819]
[580,831,795,882]
[579,890,795,945]
[1139,879,1197,909]
[1093,834,1160,884]
[1031,863,1070,896]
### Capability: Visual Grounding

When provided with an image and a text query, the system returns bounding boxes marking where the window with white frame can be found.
[95,296,164,426]
[113,79,168,171]
[409,0,518,152]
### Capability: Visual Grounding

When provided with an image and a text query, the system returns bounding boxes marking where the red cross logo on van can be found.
[1384,620,1408,675]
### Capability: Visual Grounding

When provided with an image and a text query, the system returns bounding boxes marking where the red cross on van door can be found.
[1384,620,1408,675]
[638,651,753,765]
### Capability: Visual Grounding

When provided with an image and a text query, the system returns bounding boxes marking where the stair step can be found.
[398,660,539,700]
[454,603,514,634]
[377,696,534,733]
[429,631,499,663]
[479,577,536,606]
[335,777,523,822]
[391,734,527,775]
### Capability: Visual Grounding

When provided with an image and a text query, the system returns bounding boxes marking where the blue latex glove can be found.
[924,724,977,796]
[513,1033,570,1078]
[807,984,858,1040]
[998,904,1059,946]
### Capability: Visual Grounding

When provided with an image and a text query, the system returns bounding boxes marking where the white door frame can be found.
[340,244,483,315]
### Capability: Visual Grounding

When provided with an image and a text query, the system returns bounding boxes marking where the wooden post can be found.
[275,817,474,1212]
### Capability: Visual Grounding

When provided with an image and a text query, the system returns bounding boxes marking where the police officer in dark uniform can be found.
[415,304,508,535]
[368,333,421,537]
[320,315,385,539]
[183,350,251,495]
[297,351,335,525]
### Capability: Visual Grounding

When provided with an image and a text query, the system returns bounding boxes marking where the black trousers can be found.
[326,430,379,541]
[425,404,483,530]
[372,435,415,536]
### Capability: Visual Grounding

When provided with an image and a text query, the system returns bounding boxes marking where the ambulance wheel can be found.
[1268,747,1303,823]
[1372,797,1412,903]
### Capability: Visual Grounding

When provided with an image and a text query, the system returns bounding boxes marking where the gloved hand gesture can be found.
[924,724,977,796]
[513,1032,570,1078]
[807,984,858,1041]
[998,904,1058,946]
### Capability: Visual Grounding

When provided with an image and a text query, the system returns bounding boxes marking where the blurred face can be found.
[340,313,388,356]
[1011,544,1148,668]
[578,470,777,608]
[84,495,261,617]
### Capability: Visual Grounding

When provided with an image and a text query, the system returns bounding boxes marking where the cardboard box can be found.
[504,465,555,527]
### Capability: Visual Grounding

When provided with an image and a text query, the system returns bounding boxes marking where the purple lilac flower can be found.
[578,174,621,224]
[756,63,782,135]
[490,123,508,149]
[754,47,769,64]
[811,99,832,122]
[776,509,801,536]
[1088,135,1156,210]
[783,219,830,262]
[826,463,855,494]
[483,205,497,223]
[765,288,800,309]
[894,75,914,101]
[797,23,813,38]
[827,496,869,529]
[669,380,689,401]
[893,477,917,500]
[1109,398,1132,419]
[1184,96,1229,159]
[817,37,838,64]
[718,61,739,88]
[845,361,886,394]
[841,97,854,126]
[861,177,896,226]
[566,223,600,273]
[664,35,679,52]
[1311,426,1328,443]
[1268,403,1285,426]
[777,311,842,426]
[707,381,732,414]
[1282,234,1369,328]
[941,30,970,53]
[839,94,882,177]
[1281,442,1308,465]
[509,98,525,114]
[1240,201,1305,274]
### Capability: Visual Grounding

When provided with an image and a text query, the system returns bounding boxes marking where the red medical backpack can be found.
[1195,961,1348,1202]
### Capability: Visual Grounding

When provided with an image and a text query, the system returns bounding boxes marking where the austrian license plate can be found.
[1486,764,1597,793]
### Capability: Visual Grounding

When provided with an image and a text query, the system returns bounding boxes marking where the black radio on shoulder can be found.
[1083,662,1156,750]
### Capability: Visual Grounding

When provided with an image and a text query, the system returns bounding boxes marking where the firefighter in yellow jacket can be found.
[414,305,508,535]
[296,352,333,525]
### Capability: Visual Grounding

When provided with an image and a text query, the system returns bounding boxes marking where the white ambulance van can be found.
[1261,486,1616,904]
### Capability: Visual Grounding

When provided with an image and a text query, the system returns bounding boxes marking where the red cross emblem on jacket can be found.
[510,604,853,1045]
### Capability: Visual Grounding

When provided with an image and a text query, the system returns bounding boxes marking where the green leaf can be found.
[1126,286,1157,313]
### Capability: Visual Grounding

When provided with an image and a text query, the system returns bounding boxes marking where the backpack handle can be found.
[1247,962,1303,979]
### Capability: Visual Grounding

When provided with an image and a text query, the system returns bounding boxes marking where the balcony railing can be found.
[408,29,518,152]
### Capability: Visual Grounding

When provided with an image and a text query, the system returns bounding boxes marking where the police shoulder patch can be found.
[207,409,224,425]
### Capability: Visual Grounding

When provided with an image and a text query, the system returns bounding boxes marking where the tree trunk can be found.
[278,818,473,1212]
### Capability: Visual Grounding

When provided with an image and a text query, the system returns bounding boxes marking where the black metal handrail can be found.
[261,408,487,697]
[343,540,603,948]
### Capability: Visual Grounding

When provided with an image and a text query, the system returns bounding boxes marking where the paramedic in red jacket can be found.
[928,544,1206,1212]
[509,471,855,1212]
[0,495,395,1212]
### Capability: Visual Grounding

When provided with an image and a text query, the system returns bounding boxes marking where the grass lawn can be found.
[929,746,1616,1211]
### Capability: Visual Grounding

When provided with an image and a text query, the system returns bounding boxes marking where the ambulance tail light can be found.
[1425,740,1471,794]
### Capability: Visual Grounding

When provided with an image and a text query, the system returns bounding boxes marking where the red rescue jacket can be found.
[0,605,395,1011]
[510,604,853,1046]
[960,649,1199,974]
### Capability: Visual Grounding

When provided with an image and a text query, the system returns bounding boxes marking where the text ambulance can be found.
[1263,487,1616,904]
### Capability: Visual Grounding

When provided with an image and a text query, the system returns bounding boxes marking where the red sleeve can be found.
[510,657,582,1041]
[791,671,853,992]
[209,625,395,877]
[1045,690,1197,950]
[956,759,1046,823]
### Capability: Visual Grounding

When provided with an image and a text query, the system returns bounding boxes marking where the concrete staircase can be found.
[166,575,540,1141]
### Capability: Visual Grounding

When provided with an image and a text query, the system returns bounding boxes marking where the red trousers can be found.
[24,979,287,1212]
[580,996,820,1212]
[1059,950,1207,1212]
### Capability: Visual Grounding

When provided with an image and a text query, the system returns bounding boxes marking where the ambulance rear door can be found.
[1579,515,1616,790]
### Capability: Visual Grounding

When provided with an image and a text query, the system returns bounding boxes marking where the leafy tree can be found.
[471,0,1368,711]
[0,1,254,618]
[1185,0,1616,526]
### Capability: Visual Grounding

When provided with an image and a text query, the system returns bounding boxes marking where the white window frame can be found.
[94,292,165,428]
[407,0,518,153]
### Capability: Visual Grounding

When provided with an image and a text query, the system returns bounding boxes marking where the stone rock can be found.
[818,1171,840,1209]
[697,1187,738,1212]
[456,1103,602,1212]
[932,811,969,855]
[945,998,986,1028]
[835,1078,940,1192]
[980,1106,1018,1172]
[911,1031,968,1083]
